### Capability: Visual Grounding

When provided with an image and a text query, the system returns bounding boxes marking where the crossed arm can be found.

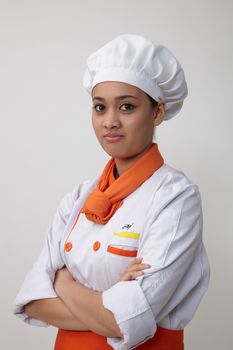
[25,257,150,337]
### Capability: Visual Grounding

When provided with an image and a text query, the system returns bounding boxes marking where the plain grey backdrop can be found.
[1,0,232,349]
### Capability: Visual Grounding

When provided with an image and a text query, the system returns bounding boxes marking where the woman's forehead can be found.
[92,81,144,98]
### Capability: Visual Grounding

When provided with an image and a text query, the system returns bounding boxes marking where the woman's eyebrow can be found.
[92,95,138,101]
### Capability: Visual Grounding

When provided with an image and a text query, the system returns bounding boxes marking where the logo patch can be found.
[122,223,133,230]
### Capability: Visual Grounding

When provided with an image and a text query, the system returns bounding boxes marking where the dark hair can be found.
[146,93,159,108]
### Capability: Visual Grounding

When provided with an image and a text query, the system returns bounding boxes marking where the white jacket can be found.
[13,163,210,350]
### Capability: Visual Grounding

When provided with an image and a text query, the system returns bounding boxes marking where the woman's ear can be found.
[153,101,165,126]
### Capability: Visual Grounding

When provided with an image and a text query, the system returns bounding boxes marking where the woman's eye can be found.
[120,103,135,111]
[93,104,105,112]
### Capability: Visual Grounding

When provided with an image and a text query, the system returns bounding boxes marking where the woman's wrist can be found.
[54,267,75,297]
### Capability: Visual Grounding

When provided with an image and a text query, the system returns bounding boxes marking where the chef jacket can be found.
[13,163,210,350]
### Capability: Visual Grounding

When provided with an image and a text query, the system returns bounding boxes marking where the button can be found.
[65,241,72,252]
[93,241,101,251]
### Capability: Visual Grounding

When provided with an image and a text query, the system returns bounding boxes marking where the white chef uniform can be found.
[13,163,210,350]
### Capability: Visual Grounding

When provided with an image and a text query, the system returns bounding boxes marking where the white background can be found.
[1,0,232,348]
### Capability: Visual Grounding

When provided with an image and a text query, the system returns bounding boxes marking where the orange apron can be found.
[54,326,184,350]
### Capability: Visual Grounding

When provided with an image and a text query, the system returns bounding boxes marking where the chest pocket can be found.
[107,231,140,256]
[106,231,140,285]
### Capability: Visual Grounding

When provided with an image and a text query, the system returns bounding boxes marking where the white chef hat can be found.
[83,34,188,120]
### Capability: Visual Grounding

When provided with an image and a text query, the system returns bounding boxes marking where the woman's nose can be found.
[103,109,120,129]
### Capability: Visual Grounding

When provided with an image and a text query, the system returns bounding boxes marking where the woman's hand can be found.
[119,257,151,282]
[54,266,75,296]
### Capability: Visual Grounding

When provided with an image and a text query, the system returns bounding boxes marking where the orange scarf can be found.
[80,143,164,224]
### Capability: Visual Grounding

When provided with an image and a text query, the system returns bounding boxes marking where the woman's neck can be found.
[114,143,153,177]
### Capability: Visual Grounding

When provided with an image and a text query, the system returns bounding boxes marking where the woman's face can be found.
[91,81,164,169]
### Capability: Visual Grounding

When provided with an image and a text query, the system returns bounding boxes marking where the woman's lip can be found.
[104,135,124,142]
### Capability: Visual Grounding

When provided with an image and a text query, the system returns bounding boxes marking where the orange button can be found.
[65,241,72,252]
[93,241,101,251]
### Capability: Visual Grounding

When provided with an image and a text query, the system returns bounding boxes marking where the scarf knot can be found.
[80,143,164,224]
[83,188,112,219]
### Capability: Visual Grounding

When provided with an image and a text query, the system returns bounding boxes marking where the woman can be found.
[13,34,210,349]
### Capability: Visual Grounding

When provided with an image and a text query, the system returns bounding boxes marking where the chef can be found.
[13,34,210,350]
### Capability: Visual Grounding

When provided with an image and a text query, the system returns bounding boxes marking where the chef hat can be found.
[83,34,188,120]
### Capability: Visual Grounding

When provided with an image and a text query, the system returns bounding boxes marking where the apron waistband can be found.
[54,326,184,350]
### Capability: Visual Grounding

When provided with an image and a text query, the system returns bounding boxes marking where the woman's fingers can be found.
[119,270,145,282]
[128,263,151,272]
[118,257,151,282]
[125,257,151,273]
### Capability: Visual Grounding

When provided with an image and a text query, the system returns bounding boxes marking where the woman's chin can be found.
[100,142,127,158]
[101,147,138,161]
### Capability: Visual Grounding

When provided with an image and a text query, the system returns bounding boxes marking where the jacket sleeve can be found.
[13,185,80,327]
[102,174,210,349]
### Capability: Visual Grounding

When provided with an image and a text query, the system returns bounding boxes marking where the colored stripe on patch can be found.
[113,232,140,239]
[107,245,138,257]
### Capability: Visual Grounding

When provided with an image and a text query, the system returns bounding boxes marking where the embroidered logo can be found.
[122,223,133,230]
